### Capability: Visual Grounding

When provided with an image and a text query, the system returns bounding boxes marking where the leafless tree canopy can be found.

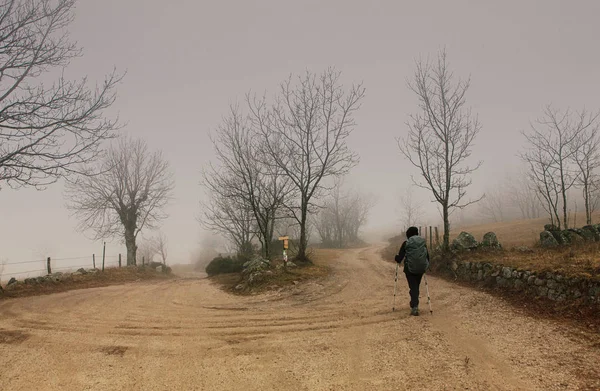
[399,49,482,251]
[521,106,599,228]
[399,187,424,229]
[478,185,506,223]
[253,68,365,261]
[313,179,374,248]
[66,137,174,265]
[0,0,122,190]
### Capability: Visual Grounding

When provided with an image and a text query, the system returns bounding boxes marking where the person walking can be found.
[395,226,430,316]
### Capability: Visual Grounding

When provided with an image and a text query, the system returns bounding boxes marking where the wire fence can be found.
[0,253,125,282]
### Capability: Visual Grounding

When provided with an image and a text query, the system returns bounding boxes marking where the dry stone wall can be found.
[452,260,599,304]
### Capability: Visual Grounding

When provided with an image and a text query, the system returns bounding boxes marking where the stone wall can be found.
[452,260,600,304]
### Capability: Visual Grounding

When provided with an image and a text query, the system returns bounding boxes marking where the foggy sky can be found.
[1,0,599,270]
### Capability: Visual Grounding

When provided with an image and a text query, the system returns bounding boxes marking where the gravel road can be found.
[1,246,598,390]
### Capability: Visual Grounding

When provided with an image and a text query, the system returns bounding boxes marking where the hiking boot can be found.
[410,307,420,316]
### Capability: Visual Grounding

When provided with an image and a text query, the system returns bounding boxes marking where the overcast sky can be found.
[1,0,599,272]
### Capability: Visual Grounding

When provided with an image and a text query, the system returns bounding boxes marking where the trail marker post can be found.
[278,236,289,269]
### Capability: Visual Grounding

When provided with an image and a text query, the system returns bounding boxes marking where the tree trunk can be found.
[124,226,137,266]
[297,204,309,262]
[442,203,450,252]
[584,183,591,225]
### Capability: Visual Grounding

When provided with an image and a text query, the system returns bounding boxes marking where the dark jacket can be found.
[395,240,430,274]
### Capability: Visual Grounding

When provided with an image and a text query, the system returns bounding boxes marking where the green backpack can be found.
[405,235,429,274]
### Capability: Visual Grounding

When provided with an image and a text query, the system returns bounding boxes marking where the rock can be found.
[477,270,484,281]
[36,276,46,284]
[77,268,87,274]
[242,257,271,275]
[502,267,512,279]
[544,224,560,232]
[86,268,99,274]
[515,246,533,253]
[527,276,537,285]
[514,280,525,291]
[534,278,545,286]
[72,271,83,276]
[548,289,557,300]
[451,261,459,272]
[24,277,37,285]
[573,289,582,299]
[496,277,506,287]
[464,262,471,270]
[286,261,297,268]
[582,225,600,241]
[155,266,163,273]
[538,287,549,297]
[235,284,245,291]
[7,277,17,286]
[546,279,557,290]
[481,232,502,249]
[540,231,559,248]
[563,230,584,245]
[452,232,479,251]
[549,230,568,245]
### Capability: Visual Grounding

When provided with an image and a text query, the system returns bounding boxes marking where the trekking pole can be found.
[424,274,433,315]
[393,262,399,312]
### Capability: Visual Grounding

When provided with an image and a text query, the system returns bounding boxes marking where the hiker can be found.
[395,226,430,316]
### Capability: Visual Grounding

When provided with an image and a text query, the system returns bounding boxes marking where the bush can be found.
[205,255,247,276]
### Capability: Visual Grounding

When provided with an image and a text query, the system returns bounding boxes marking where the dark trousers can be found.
[405,272,423,309]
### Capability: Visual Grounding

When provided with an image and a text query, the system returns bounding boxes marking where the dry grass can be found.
[450,217,549,248]
[459,245,600,281]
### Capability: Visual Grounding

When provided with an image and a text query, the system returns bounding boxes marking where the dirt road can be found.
[1,247,599,390]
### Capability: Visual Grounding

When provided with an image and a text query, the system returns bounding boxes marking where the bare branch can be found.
[0,0,123,190]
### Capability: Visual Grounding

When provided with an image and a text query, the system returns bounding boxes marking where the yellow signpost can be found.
[278,236,289,266]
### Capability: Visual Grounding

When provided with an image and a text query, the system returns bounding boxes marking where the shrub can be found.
[205,255,247,276]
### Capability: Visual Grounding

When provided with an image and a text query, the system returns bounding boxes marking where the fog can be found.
[1,0,599,274]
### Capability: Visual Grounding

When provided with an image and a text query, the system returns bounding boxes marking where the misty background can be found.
[1,0,599,268]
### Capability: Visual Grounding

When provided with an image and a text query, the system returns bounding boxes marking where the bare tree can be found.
[252,68,365,261]
[199,184,255,258]
[399,49,483,252]
[570,112,600,225]
[507,172,542,220]
[154,231,168,264]
[314,180,374,248]
[521,106,596,229]
[66,137,174,265]
[0,0,122,190]
[399,187,424,229]
[203,105,293,259]
[478,185,506,222]
[522,145,562,227]
[137,239,157,265]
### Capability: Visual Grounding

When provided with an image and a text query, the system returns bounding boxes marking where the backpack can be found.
[405,235,429,274]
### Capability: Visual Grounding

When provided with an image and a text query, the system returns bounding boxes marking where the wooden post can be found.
[419,226,422,236]
[435,227,439,245]
[93,254,96,269]
[102,242,106,271]
[47,257,51,275]
[429,226,433,249]
[118,253,122,268]
[143,256,145,266]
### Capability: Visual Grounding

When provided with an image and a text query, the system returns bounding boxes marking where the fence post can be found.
[118,253,122,268]
[429,226,433,249]
[102,241,106,272]
[419,226,422,237]
[93,254,96,269]
[143,256,145,266]
[47,257,51,275]
[435,227,439,245]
